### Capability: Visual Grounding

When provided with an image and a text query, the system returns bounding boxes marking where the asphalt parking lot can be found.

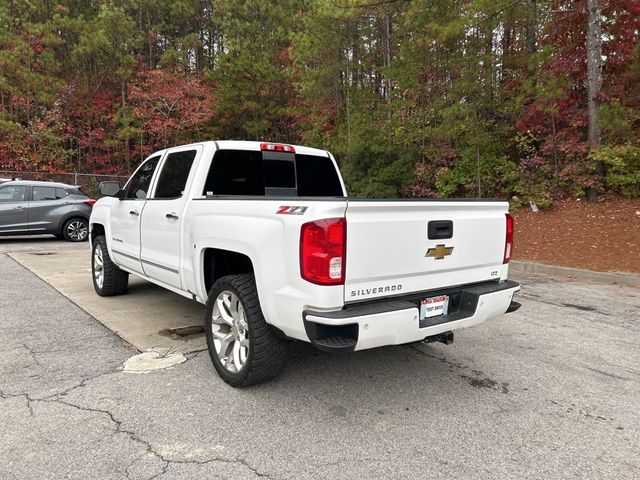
[1,237,639,480]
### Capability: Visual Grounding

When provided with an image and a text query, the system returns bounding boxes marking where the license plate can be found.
[420,295,449,319]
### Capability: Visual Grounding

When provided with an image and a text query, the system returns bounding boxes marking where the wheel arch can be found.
[202,248,255,296]
[90,222,106,242]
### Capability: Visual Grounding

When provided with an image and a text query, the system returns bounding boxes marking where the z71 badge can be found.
[276,206,308,215]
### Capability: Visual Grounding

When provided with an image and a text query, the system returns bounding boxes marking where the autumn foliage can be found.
[0,0,638,203]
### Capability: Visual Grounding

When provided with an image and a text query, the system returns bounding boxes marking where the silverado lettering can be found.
[351,285,403,297]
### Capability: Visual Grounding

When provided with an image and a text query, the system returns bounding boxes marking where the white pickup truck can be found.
[90,141,520,387]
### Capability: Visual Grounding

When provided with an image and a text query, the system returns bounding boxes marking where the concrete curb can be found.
[510,260,640,287]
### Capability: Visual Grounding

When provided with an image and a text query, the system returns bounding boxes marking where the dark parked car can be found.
[0,180,95,241]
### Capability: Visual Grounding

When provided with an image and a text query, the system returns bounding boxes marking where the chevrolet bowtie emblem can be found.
[425,244,454,260]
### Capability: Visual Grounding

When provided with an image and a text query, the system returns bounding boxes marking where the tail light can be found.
[503,213,514,264]
[261,143,295,153]
[300,218,346,285]
[84,199,97,206]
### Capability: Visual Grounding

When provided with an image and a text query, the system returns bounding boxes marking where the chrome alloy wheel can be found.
[211,291,250,373]
[93,246,104,289]
[67,220,88,241]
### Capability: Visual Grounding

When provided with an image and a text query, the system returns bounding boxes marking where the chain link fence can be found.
[0,171,129,198]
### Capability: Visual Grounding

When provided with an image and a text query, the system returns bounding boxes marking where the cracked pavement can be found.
[1,238,640,479]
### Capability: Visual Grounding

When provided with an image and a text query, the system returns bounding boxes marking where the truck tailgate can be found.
[344,200,510,302]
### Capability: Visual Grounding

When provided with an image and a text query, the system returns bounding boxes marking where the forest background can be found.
[1,0,639,206]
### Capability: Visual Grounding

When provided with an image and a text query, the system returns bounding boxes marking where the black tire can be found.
[91,235,129,296]
[62,217,89,242]
[205,274,288,387]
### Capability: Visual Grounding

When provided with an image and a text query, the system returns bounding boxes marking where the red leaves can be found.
[515,0,639,195]
[128,68,214,151]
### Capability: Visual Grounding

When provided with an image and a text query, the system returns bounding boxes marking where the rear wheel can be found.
[62,217,89,242]
[205,274,288,387]
[92,235,129,296]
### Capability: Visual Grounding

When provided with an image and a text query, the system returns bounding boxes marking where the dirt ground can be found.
[512,196,640,274]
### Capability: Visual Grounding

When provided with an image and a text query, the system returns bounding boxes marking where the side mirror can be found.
[99,181,121,198]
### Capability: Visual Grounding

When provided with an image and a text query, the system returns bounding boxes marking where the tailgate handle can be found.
[428,220,453,240]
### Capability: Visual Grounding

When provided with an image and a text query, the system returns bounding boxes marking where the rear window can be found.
[203,150,343,197]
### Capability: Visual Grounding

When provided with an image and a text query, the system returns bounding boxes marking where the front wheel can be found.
[92,235,129,296]
[205,274,288,387]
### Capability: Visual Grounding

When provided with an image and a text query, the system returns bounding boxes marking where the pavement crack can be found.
[18,342,43,368]
[124,451,148,480]
[39,395,170,479]
[148,456,272,479]
[33,393,270,480]
[0,390,36,416]
[585,366,630,381]
[41,370,120,401]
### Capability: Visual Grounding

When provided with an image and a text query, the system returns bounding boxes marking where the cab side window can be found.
[32,186,58,201]
[154,150,197,199]
[0,185,27,202]
[124,156,161,200]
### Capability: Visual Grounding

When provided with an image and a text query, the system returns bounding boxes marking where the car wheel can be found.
[92,235,129,296]
[205,274,288,387]
[62,217,89,242]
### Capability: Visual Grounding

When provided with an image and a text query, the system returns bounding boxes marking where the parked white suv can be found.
[90,141,520,386]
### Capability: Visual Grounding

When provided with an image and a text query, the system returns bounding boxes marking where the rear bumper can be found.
[303,280,520,352]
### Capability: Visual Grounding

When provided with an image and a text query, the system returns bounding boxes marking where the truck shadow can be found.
[239,338,510,411]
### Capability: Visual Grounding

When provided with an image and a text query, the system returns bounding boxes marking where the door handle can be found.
[14,206,24,211]
[428,220,453,240]
[129,210,139,216]
[166,213,179,220]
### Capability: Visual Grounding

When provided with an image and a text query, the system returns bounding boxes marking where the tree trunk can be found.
[586,0,603,203]
[525,0,537,55]
[381,13,392,102]
[121,79,130,174]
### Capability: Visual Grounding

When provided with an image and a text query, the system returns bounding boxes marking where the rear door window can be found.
[32,186,58,201]
[154,150,197,199]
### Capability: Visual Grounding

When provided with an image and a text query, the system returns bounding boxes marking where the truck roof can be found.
[216,141,329,157]
[153,140,330,159]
